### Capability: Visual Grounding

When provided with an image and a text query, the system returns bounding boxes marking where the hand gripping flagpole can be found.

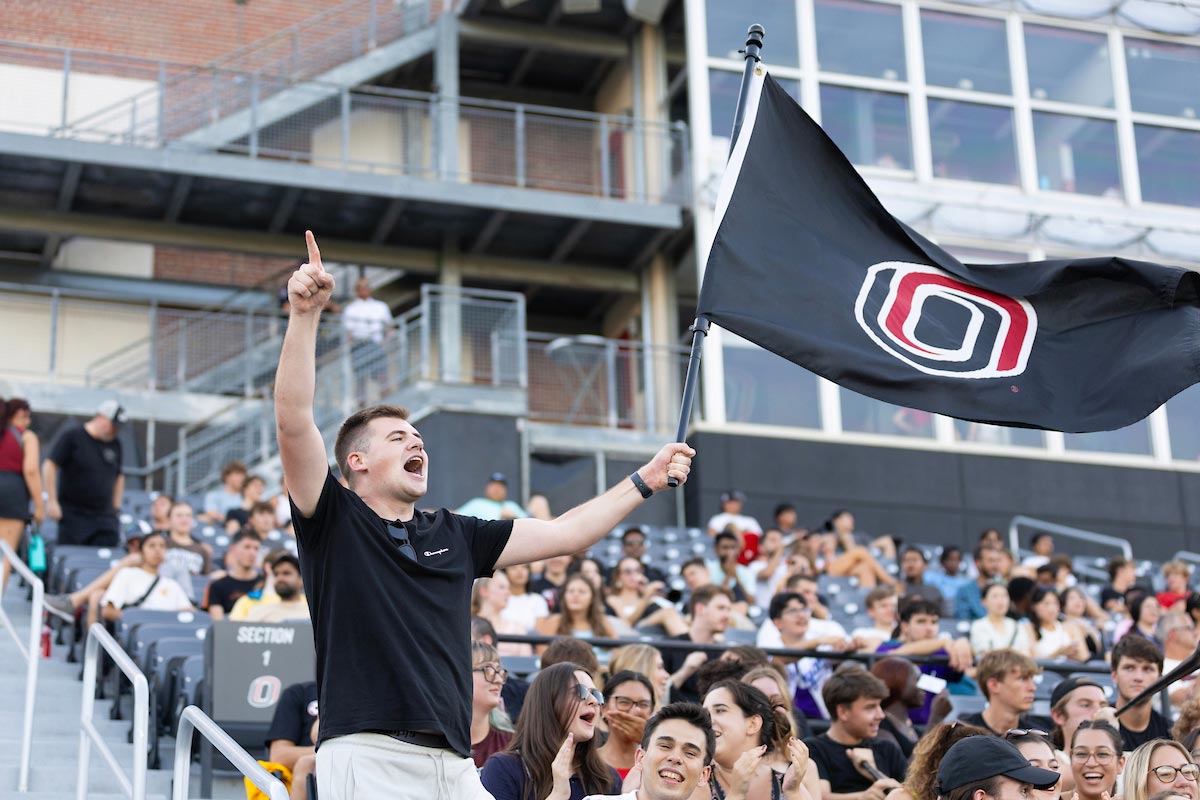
[667,23,764,488]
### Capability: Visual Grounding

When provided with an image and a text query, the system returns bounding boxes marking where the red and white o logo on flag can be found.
[854,262,1037,379]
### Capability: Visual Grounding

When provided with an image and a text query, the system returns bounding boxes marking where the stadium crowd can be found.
[9,389,1200,800]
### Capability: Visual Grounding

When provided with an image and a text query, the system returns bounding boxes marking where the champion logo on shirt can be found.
[424,548,449,557]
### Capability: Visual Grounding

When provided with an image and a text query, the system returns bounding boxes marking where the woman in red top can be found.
[0,398,43,590]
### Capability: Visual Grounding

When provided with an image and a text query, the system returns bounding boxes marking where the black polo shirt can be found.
[291,471,512,757]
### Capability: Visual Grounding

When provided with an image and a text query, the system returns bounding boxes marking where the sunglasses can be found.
[1005,729,1049,740]
[575,684,604,705]
[1153,765,1200,783]
[473,664,508,684]
[386,521,418,562]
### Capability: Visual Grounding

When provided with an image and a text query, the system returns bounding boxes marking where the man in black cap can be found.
[456,472,527,520]
[935,736,1061,800]
[1048,677,1110,751]
[43,399,127,546]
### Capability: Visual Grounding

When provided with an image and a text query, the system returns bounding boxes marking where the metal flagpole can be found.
[667,23,764,487]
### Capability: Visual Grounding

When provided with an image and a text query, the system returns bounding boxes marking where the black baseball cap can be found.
[1049,676,1103,709]
[488,472,507,484]
[936,737,1060,794]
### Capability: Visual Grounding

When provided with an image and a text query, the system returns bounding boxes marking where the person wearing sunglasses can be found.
[481,662,619,799]
[1068,720,1125,800]
[1124,740,1199,800]
[276,233,694,800]
[598,670,657,780]
[1004,730,1061,800]
[471,640,514,769]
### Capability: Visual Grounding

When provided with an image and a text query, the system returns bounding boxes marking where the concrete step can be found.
[1,763,174,796]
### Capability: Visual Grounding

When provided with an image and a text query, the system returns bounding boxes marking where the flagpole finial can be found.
[743,24,765,62]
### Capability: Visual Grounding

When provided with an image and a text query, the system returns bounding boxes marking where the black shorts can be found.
[57,507,120,547]
[0,471,30,520]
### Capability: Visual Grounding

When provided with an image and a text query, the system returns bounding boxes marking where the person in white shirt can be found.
[705,490,762,564]
[341,277,394,402]
[244,554,310,623]
[457,473,528,521]
[850,587,898,651]
[100,532,193,620]
[757,575,848,649]
[583,702,716,800]
[1159,611,1199,711]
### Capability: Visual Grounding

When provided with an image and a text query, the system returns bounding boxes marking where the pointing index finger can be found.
[305,230,322,270]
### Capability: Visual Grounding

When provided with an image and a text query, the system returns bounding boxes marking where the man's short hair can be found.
[1036,564,1057,581]
[773,503,796,518]
[944,776,1003,800]
[250,501,275,517]
[1111,633,1164,673]
[901,546,927,564]
[713,530,738,548]
[786,573,818,591]
[865,586,895,609]
[681,557,707,574]
[169,500,193,515]
[1107,557,1133,580]
[471,615,497,643]
[976,649,1040,701]
[940,546,961,565]
[690,584,734,611]
[622,527,645,542]
[333,404,411,485]
[899,597,941,622]
[541,636,600,678]
[768,591,806,621]
[821,666,888,717]
[272,553,301,573]
[231,530,262,546]
[642,702,716,765]
[1030,532,1051,548]
[221,461,248,480]
[973,544,1000,563]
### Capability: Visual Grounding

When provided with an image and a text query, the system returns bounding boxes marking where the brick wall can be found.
[2,0,347,65]
[155,246,296,289]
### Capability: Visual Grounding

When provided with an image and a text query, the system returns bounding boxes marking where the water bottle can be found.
[27,527,46,574]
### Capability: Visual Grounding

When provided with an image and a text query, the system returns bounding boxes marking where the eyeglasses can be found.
[473,664,508,684]
[1152,764,1200,783]
[1005,729,1049,740]
[611,695,653,713]
[1071,749,1118,765]
[386,521,417,562]
[575,684,604,705]
[780,605,810,616]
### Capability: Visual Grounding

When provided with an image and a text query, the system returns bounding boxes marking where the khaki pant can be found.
[316,733,495,800]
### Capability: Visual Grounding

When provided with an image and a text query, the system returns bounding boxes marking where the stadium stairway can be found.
[0,581,241,798]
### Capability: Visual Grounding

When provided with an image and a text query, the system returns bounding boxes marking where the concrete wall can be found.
[415,411,523,512]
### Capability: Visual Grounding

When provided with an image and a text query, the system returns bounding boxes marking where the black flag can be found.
[697,73,1200,433]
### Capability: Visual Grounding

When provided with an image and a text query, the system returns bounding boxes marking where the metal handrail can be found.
[173,705,289,800]
[78,623,149,800]
[0,540,42,793]
[1008,514,1133,561]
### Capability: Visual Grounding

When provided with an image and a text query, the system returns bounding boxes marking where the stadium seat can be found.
[943,694,988,722]
[500,654,540,678]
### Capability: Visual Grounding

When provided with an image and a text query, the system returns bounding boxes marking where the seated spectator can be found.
[698,645,771,698]
[1102,557,1138,615]
[164,501,213,577]
[542,636,602,681]
[576,557,607,594]
[885,722,989,800]
[742,664,815,741]
[1158,561,1194,613]
[147,492,173,533]
[1048,676,1109,753]
[826,509,897,562]
[758,575,849,651]
[228,550,287,621]
[899,548,943,607]
[240,501,281,544]
[1160,611,1199,711]
[851,587,898,652]
[925,546,971,614]
[1024,587,1089,661]
[1068,721,1125,800]
[99,532,193,620]
[473,617,531,723]
[767,591,849,719]
[1171,696,1200,756]
[43,546,144,625]
[1123,593,1166,647]
[535,573,626,650]
[957,649,1052,736]
[1021,533,1054,569]
[202,531,262,620]
[583,702,718,800]
[875,598,973,724]
[470,640,513,768]
[662,585,735,704]
[680,556,712,604]
[706,489,763,565]
[616,527,668,584]
[202,460,247,524]
[597,670,656,780]
[480,662,620,799]
[955,546,1004,621]
[870,658,924,759]
[703,679,798,800]
[244,554,309,622]
[265,680,318,799]
[1111,634,1171,751]
[224,473,267,533]
[749,527,789,609]
[705,530,756,604]
[457,472,527,520]
[609,643,671,710]
[473,573,533,656]
[1008,576,1037,621]
[606,557,687,636]
[1121,739,1195,800]
[1005,730,1062,800]
[804,667,906,800]
[1061,586,1105,659]
[501,563,550,632]
[970,582,1033,657]
[932,736,1060,800]
[809,521,897,590]
[531,553,572,612]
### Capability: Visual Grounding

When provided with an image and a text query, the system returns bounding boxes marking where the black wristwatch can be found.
[629,471,653,499]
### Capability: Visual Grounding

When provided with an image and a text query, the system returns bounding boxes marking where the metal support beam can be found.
[0,207,639,292]
[508,49,539,87]
[550,220,591,262]
[470,210,508,254]
[371,198,406,244]
[581,60,615,96]
[163,175,193,223]
[56,163,83,212]
[630,229,671,271]
[267,187,301,234]
[459,18,629,59]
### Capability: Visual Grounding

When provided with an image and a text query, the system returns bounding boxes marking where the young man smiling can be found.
[277,232,694,800]
[584,702,716,800]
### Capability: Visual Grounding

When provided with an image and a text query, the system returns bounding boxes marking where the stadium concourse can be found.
[4,459,1200,797]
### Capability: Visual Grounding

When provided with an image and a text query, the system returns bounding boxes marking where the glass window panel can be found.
[1126,38,1200,119]
[921,10,1011,94]
[841,391,935,438]
[723,345,821,428]
[953,420,1045,447]
[706,0,799,66]
[710,70,799,138]
[1136,124,1200,208]
[1025,25,1113,107]
[1064,421,1152,456]
[819,85,912,169]
[1032,113,1121,196]
[1167,385,1200,461]
[929,100,1018,185]
[815,0,905,80]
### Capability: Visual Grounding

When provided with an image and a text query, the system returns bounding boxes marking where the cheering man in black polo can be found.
[276,232,694,800]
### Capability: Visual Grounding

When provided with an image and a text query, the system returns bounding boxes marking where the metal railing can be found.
[1008,515,1133,561]
[78,623,149,800]
[173,705,289,800]
[0,540,42,794]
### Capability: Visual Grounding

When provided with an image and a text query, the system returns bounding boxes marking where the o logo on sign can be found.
[247,675,282,708]
[854,262,1037,379]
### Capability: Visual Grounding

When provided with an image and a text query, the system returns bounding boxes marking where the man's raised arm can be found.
[275,231,335,518]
